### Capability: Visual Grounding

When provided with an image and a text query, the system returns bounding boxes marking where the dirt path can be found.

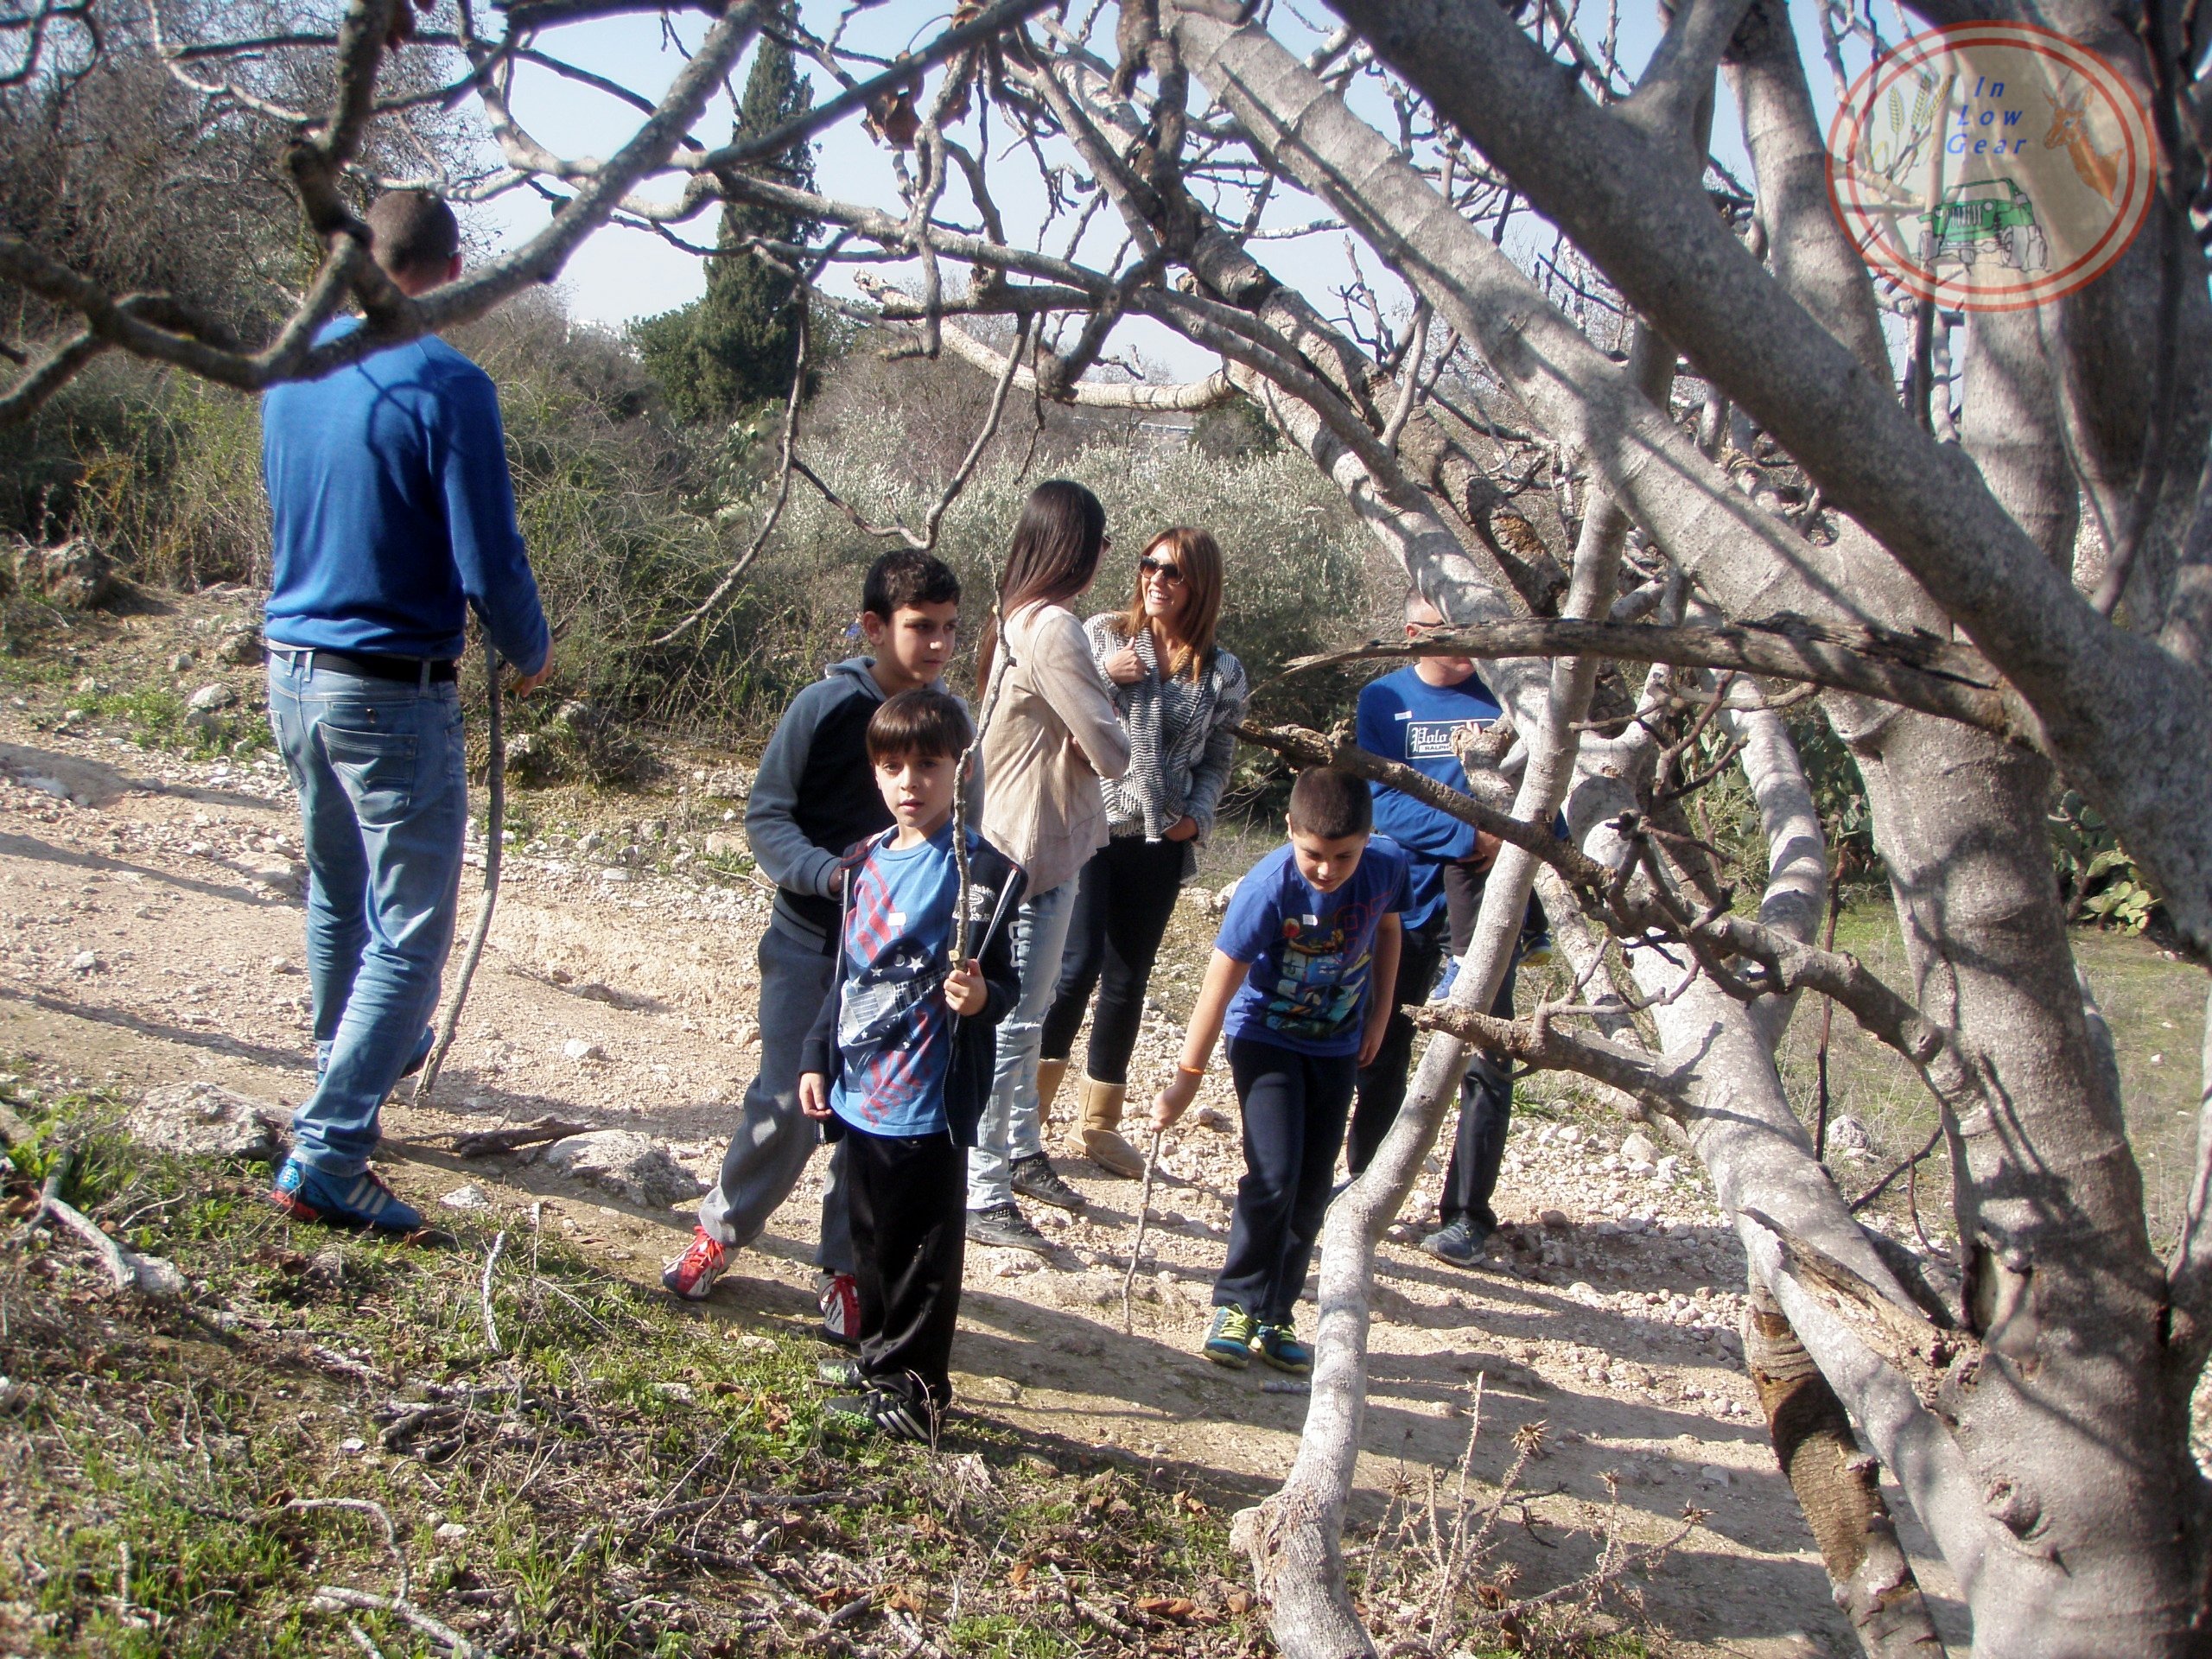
[0,611,1967,1656]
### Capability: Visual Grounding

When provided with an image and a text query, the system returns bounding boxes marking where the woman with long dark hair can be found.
[966,480,1131,1253]
[1037,527,1248,1176]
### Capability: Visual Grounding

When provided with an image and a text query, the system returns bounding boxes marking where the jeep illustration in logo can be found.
[1916,178,2049,272]
[1827,23,2152,310]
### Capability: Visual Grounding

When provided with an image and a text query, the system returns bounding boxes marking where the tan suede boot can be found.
[1074,1077,1146,1178]
[1035,1058,1070,1136]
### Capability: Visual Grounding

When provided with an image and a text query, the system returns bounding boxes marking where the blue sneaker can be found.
[1422,1217,1489,1268]
[270,1156,425,1236]
[1204,1305,1257,1369]
[1255,1320,1313,1376]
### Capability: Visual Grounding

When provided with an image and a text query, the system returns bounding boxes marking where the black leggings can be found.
[1039,835,1186,1085]
[1215,1037,1359,1324]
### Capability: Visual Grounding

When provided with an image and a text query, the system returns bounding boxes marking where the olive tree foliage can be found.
[6,0,2212,1651]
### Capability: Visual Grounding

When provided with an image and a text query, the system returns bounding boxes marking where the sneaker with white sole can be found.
[965,1202,1050,1254]
[825,1388,936,1442]
[269,1156,424,1236]
[1010,1153,1084,1213]
[1256,1319,1313,1375]
[1422,1217,1490,1268]
[661,1226,730,1300]
[1203,1304,1257,1369]
[818,1272,861,1347]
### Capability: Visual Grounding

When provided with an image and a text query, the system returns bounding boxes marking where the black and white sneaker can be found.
[824,1389,935,1443]
[966,1202,1051,1254]
[1010,1153,1084,1213]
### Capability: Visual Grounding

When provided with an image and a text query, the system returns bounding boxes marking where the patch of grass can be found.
[0,1080,1267,1657]
[61,684,270,760]
[1762,904,2207,1247]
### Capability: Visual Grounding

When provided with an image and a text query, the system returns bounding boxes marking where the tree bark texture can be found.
[1743,1285,1946,1658]
[1321,0,2212,962]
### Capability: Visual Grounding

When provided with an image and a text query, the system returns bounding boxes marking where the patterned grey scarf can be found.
[1096,621,1227,840]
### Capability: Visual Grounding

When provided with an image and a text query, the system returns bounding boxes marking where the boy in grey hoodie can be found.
[663,550,964,1339]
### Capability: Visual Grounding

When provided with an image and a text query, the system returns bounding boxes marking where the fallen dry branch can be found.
[287,1497,410,1601]
[25,1158,187,1298]
[448,1118,592,1158]
[309,1586,495,1658]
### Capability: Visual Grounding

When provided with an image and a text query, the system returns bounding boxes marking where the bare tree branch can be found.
[1281,614,2027,741]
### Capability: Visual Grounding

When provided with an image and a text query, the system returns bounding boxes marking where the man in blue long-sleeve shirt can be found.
[1349,593,1521,1268]
[263,190,552,1236]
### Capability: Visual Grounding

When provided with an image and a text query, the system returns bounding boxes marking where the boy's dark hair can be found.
[1287,766,1373,840]
[868,688,974,763]
[365,190,460,280]
[862,550,961,619]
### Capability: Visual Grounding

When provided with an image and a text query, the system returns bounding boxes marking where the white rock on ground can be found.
[1826,1114,1874,1154]
[136,1081,289,1160]
[188,683,236,712]
[540,1129,705,1209]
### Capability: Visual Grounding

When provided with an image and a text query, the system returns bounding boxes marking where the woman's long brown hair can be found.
[1116,526,1223,681]
[975,479,1108,692]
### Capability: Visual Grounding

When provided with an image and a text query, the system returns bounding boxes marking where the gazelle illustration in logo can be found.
[1827,23,2153,309]
[2045,81,2121,204]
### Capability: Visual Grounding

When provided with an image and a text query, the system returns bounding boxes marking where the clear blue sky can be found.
[477,3,1837,380]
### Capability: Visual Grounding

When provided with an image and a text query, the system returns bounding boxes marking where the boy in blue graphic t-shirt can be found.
[1151,767,1408,1375]
[798,690,1023,1440]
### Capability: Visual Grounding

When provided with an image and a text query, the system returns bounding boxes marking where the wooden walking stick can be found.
[416,644,503,1104]
[1120,1125,1166,1334]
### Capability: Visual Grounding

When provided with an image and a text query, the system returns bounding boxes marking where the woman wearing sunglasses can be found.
[1038,527,1249,1177]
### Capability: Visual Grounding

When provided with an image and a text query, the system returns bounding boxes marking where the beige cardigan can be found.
[979,602,1132,896]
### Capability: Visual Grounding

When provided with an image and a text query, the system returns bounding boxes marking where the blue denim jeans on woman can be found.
[966,877,1077,1211]
[268,652,467,1175]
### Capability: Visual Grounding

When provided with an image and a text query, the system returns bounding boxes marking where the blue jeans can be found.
[966,877,1077,1210]
[269,652,467,1175]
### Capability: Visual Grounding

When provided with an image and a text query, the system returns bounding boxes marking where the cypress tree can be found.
[635,13,815,426]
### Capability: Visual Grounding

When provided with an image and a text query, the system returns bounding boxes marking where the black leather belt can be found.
[268,647,458,684]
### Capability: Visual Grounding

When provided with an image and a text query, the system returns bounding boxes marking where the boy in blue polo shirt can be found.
[1350,592,1536,1269]
[1152,767,1408,1374]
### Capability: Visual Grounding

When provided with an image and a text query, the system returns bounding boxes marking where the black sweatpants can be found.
[842,1124,965,1413]
[1214,1037,1360,1324]
[1349,865,1517,1234]
[1039,835,1186,1085]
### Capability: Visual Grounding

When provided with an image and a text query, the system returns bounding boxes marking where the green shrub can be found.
[16,298,1394,766]
[2050,787,2160,933]
[63,362,269,589]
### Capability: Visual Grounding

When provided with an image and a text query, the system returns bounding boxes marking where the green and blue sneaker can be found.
[1256,1320,1313,1376]
[1204,1304,1258,1369]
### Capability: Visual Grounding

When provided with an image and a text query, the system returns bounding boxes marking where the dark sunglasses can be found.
[1139,556,1188,583]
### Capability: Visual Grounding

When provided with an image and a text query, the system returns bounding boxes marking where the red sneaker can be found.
[661,1226,728,1300]
[819,1272,861,1347]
